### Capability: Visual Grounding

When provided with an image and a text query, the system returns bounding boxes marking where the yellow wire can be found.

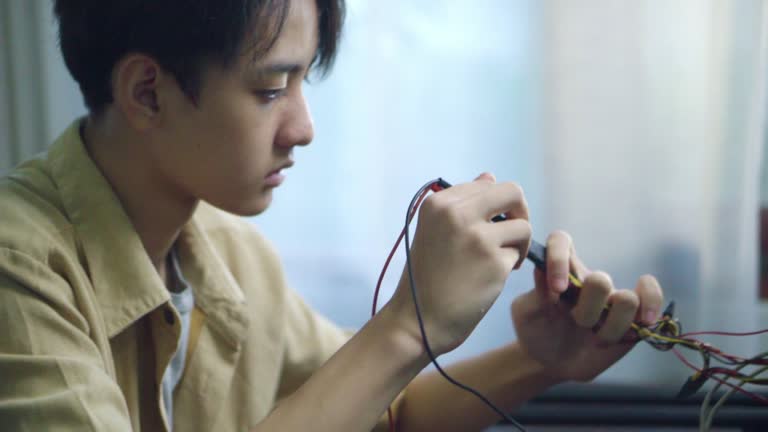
[568,272,702,350]
[568,272,767,391]
[568,273,583,288]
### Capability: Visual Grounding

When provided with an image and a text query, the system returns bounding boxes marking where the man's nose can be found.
[276,92,314,149]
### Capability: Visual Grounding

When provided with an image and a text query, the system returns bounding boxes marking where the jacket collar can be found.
[47,119,249,343]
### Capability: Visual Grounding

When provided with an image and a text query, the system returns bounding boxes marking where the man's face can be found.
[150,0,319,216]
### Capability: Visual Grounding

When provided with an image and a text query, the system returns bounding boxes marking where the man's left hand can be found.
[511,230,664,382]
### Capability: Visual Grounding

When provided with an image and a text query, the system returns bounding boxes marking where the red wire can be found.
[706,366,767,380]
[673,334,768,365]
[372,188,431,316]
[372,186,434,432]
[680,328,768,338]
[373,180,768,426]
[386,409,395,432]
[671,348,768,404]
[371,227,405,317]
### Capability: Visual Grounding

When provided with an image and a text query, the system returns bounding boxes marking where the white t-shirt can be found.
[161,248,194,431]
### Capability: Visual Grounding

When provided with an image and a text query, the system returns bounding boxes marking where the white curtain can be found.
[0,0,86,172]
[258,0,768,386]
[258,0,547,364]
[537,0,768,383]
[4,0,767,387]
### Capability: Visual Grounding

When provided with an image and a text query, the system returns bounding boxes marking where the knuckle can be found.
[499,182,526,210]
[615,290,640,311]
[425,196,464,228]
[549,229,573,245]
[549,249,568,265]
[573,310,598,328]
[479,180,494,191]
[464,225,489,253]
[516,219,533,240]
[596,328,623,345]
[572,302,603,327]
[571,311,587,327]
[421,194,442,215]
[586,271,613,295]
[444,205,466,228]
[508,181,524,198]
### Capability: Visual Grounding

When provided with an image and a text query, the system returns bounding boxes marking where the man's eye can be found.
[255,88,286,102]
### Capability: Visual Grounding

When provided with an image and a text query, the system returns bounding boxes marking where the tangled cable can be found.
[634,302,768,431]
[372,178,768,432]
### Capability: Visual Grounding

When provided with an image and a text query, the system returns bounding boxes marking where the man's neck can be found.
[81,113,198,276]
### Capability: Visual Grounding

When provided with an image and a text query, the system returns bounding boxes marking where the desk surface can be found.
[491,382,767,431]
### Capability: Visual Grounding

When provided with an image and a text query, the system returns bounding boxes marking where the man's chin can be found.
[208,190,273,217]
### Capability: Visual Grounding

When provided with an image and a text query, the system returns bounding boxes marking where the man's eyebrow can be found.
[250,62,305,75]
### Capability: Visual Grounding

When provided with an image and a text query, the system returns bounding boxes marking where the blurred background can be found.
[3,0,768,399]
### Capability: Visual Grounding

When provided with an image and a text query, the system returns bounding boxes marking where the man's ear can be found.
[112,54,166,131]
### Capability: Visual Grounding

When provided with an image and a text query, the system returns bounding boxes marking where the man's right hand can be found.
[386,173,532,356]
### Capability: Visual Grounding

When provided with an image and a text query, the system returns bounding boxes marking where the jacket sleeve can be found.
[0,248,133,431]
[276,285,405,432]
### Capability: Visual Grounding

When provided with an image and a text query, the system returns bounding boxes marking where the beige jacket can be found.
[0,120,368,431]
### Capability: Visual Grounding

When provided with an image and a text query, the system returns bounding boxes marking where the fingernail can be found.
[644,309,658,325]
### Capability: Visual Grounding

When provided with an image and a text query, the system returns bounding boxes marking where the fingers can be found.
[570,253,589,280]
[433,173,496,203]
[570,274,663,343]
[596,290,639,343]
[533,268,547,295]
[465,181,529,222]
[427,174,530,269]
[634,274,663,325]
[484,218,532,270]
[570,271,612,327]
[433,174,529,223]
[545,231,573,294]
[533,267,559,303]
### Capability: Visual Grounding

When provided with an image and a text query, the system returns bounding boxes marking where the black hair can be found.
[53,0,345,113]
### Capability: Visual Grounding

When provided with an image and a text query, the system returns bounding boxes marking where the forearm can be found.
[252,304,429,432]
[396,342,561,432]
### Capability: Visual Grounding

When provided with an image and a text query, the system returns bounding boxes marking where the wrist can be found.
[506,342,567,389]
[376,302,431,368]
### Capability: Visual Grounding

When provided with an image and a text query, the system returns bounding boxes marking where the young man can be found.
[0,0,664,431]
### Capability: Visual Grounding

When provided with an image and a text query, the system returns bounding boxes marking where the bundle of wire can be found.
[371,178,768,432]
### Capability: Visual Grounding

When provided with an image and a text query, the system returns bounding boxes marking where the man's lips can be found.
[266,160,294,177]
[264,160,294,187]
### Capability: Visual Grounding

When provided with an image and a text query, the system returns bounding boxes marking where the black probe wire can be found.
[402,179,528,432]
[399,178,768,430]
